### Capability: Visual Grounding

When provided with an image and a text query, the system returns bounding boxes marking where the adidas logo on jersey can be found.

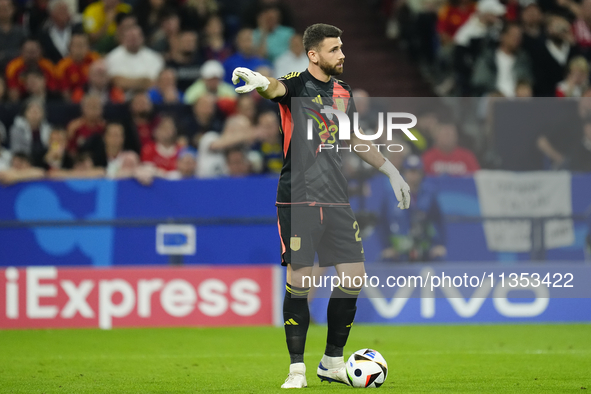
[312,95,323,105]
[282,71,301,80]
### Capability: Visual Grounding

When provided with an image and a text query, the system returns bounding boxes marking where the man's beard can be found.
[318,58,343,76]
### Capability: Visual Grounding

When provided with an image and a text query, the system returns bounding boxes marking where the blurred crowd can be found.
[1,0,590,262]
[374,0,591,170]
[0,0,303,184]
[381,0,591,98]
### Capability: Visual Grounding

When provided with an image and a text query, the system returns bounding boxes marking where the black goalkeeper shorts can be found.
[277,206,365,267]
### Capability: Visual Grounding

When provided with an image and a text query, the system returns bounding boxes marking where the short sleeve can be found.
[272,72,303,104]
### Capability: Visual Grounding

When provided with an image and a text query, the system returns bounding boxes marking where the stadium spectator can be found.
[165,30,202,92]
[0,152,45,184]
[9,100,52,158]
[381,155,446,262]
[83,0,132,49]
[23,0,50,37]
[234,93,257,124]
[33,127,74,170]
[252,5,294,62]
[38,0,84,64]
[453,0,505,95]
[55,34,101,100]
[148,68,183,104]
[422,116,480,175]
[536,118,579,170]
[225,146,252,177]
[223,28,269,85]
[48,151,107,179]
[573,0,591,60]
[5,39,57,102]
[556,56,590,97]
[22,68,63,102]
[520,1,544,53]
[197,115,253,177]
[71,58,126,104]
[134,0,170,42]
[167,147,197,179]
[106,150,141,178]
[179,0,217,32]
[184,59,236,104]
[66,93,106,153]
[397,0,440,68]
[106,25,164,94]
[471,23,532,97]
[81,121,126,168]
[149,10,180,53]
[0,0,26,70]
[571,120,591,172]
[273,33,307,78]
[437,0,476,45]
[180,93,224,148]
[528,15,579,96]
[349,89,381,132]
[0,121,11,170]
[125,91,157,150]
[242,0,294,29]
[141,116,180,172]
[95,12,138,54]
[201,15,232,62]
[252,111,282,174]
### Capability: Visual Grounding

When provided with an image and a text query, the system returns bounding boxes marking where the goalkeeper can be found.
[232,23,410,389]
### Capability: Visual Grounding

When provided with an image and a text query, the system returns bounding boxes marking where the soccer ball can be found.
[345,349,388,388]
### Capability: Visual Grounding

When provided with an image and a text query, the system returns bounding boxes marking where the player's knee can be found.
[287,264,314,288]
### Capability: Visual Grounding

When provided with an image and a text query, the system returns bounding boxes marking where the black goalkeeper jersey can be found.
[273,69,356,207]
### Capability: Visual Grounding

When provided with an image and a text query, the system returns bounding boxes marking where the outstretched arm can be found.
[350,130,411,210]
[232,67,286,100]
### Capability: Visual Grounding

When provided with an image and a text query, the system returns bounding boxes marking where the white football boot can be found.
[281,362,307,389]
[317,355,351,385]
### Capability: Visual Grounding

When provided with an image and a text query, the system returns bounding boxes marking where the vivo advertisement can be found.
[0,174,590,327]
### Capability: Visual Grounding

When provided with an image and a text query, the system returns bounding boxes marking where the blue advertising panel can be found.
[0,174,590,267]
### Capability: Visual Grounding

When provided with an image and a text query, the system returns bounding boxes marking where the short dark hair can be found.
[500,21,521,36]
[12,152,31,163]
[303,23,342,53]
[116,12,135,26]
[22,67,44,79]
[75,151,94,165]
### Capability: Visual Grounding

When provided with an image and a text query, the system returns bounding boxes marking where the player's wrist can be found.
[255,76,271,92]
[378,159,400,179]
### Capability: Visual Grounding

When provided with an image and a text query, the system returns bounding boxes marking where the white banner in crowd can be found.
[474,171,574,252]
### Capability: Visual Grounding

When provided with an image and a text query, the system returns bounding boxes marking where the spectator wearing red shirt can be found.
[55,34,101,100]
[141,116,180,172]
[422,117,480,176]
[5,39,57,102]
[67,94,106,153]
[437,0,476,44]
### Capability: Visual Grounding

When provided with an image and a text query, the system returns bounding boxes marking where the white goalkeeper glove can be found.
[379,159,411,210]
[232,67,270,94]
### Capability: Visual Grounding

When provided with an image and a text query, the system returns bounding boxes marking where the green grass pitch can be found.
[1,324,590,393]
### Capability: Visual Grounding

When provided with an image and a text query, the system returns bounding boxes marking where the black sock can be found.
[326,286,360,356]
[284,283,310,364]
